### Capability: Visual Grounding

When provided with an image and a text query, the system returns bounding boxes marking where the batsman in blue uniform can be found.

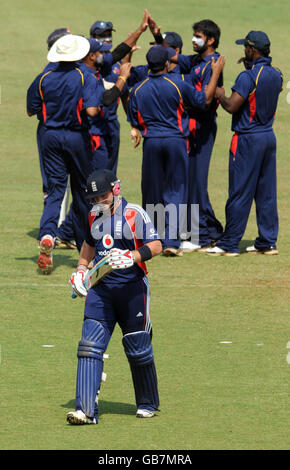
[127,45,225,256]
[67,169,162,424]
[206,31,283,256]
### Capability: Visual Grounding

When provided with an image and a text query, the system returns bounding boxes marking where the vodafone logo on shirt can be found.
[102,234,114,249]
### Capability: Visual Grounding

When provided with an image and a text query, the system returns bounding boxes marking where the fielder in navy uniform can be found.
[27,35,103,273]
[89,20,130,173]
[67,169,162,425]
[206,31,283,256]
[148,16,224,252]
[127,45,225,256]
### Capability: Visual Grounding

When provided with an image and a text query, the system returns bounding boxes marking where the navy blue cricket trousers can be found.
[36,122,48,195]
[141,137,189,249]
[84,277,152,341]
[90,134,110,171]
[39,128,93,250]
[188,120,223,245]
[217,130,278,253]
[106,119,120,174]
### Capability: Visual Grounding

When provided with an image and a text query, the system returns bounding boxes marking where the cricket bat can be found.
[71,254,113,298]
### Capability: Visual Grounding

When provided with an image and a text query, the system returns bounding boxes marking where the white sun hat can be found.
[47,34,90,62]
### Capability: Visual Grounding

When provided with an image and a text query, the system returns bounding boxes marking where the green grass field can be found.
[1,0,290,451]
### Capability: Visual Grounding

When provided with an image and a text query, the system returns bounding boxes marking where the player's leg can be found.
[214,133,261,254]
[141,138,165,241]
[115,278,160,417]
[38,129,69,273]
[106,119,120,174]
[253,131,279,253]
[36,121,49,202]
[195,122,223,244]
[162,137,189,253]
[90,134,110,171]
[67,286,115,425]
[64,129,93,251]
[55,203,77,249]
[39,129,69,240]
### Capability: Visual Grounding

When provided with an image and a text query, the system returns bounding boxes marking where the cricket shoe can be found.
[246,245,278,255]
[136,409,155,418]
[55,237,77,250]
[205,246,240,257]
[180,241,201,252]
[162,247,183,257]
[66,410,97,425]
[38,235,55,274]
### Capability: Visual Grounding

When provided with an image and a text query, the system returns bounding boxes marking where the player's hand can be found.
[139,9,149,32]
[131,127,142,148]
[69,267,90,297]
[107,248,135,269]
[148,14,161,36]
[119,62,133,80]
[211,55,226,75]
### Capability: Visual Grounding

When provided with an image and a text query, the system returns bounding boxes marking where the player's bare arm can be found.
[115,63,133,92]
[77,241,95,268]
[215,88,245,114]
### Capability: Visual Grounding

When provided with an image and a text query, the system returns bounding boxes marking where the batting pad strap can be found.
[77,340,104,360]
[122,331,154,366]
[77,319,107,359]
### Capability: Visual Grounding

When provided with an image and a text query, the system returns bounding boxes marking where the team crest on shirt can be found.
[113,67,120,75]
[195,67,200,74]
[102,234,114,249]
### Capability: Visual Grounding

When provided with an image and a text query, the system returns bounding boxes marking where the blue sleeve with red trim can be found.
[232,71,254,100]
[83,74,104,109]
[27,74,42,115]
[177,54,194,74]
[180,81,206,109]
[133,206,160,244]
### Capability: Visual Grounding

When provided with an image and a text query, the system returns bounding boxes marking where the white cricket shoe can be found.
[180,241,201,252]
[136,409,155,418]
[246,245,278,255]
[67,410,96,425]
[205,246,240,257]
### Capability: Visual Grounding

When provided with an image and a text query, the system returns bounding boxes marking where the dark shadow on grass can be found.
[61,399,136,416]
[27,228,39,239]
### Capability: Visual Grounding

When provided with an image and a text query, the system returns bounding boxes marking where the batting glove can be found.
[69,266,90,297]
[107,248,135,269]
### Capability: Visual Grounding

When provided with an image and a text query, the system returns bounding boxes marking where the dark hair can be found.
[150,64,167,73]
[47,28,70,49]
[257,45,270,57]
[193,19,221,49]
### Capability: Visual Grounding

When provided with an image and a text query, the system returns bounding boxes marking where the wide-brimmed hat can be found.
[47,34,90,62]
